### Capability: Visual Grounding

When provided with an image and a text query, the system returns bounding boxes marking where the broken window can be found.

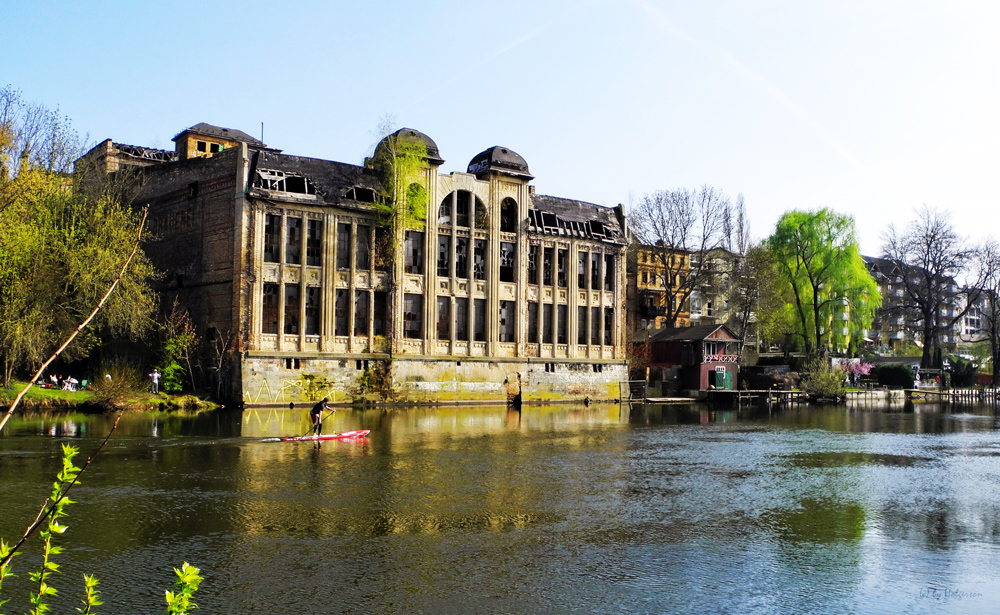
[456,238,469,279]
[604,307,614,345]
[527,245,538,285]
[374,226,391,271]
[356,224,371,270]
[500,198,517,233]
[558,305,568,344]
[542,303,553,344]
[437,296,451,340]
[305,287,320,335]
[372,291,387,336]
[306,219,322,266]
[475,197,489,230]
[557,249,568,288]
[405,231,424,274]
[498,301,516,342]
[335,289,349,336]
[264,214,280,263]
[285,217,301,265]
[284,284,300,335]
[255,168,316,195]
[591,307,601,345]
[197,141,207,153]
[473,239,486,280]
[474,299,486,342]
[578,306,588,345]
[438,194,452,226]
[455,297,469,342]
[578,250,587,288]
[591,253,601,290]
[542,247,553,286]
[499,242,516,283]
[345,186,377,203]
[262,283,279,334]
[437,234,451,277]
[210,143,221,154]
[604,254,614,291]
[404,294,423,339]
[336,223,351,269]
[354,291,369,337]
[456,191,470,227]
[527,302,539,343]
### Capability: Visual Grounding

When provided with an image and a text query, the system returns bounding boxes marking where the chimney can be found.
[528,185,535,195]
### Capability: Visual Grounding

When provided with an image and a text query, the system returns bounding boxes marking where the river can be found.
[2,402,1000,614]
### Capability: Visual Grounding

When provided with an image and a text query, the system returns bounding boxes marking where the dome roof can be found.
[467,146,532,179]
[374,128,444,165]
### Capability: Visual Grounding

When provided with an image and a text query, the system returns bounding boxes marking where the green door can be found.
[724,370,732,390]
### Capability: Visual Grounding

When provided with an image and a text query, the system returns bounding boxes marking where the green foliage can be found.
[766,209,880,357]
[353,359,394,401]
[369,122,429,232]
[164,563,203,615]
[947,356,978,388]
[1,442,202,614]
[874,363,914,388]
[800,358,846,399]
[157,301,199,394]
[0,87,157,386]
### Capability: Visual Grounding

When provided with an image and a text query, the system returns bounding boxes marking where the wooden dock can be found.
[906,388,1000,403]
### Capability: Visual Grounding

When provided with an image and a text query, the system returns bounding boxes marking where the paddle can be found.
[260,408,336,443]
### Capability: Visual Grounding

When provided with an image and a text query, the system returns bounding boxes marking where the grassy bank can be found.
[0,380,218,413]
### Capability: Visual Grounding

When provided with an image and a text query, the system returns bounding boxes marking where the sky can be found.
[2,0,998,255]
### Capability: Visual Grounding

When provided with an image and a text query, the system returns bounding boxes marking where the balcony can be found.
[642,304,667,317]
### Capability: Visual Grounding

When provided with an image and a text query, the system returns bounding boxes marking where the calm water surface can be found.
[3,402,1000,614]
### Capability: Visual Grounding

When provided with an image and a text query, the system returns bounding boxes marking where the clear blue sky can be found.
[3,0,997,255]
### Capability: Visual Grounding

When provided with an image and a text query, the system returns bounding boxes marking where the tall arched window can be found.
[500,198,518,233]
[440,190,487,229]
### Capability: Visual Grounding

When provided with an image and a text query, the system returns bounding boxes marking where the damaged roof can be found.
[173,123,267,148]
[528,194,626,244]
[467,146,532,180]
[247,150,384,205]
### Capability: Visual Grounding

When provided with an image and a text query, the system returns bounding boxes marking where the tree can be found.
[881,206,984,369]
[630,185,737,328]
[766,209,880,358]
[975,240,1000,383]
[367,114,429,233]
[727,242,783,359]
[0,86,157,385]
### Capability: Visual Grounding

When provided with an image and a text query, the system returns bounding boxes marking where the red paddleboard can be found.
[278,429,370,442]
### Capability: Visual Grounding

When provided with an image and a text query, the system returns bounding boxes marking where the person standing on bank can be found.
[149,368,160,394]
[310,397,332,436]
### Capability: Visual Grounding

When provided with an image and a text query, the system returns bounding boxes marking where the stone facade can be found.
[83,124,629,404]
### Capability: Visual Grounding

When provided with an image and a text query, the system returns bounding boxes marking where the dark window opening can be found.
[528,245,539,285]
[473,239,486,280]
[285,358,301,370]
[437,235,451,277]
[285,217,302,265]
[189,182,198,198]
[456,297,469,342]
[354,291,369,337]
[374,226,391,272]
[500,198,518,233]
[284,285,300,335]
[306,219,322,266]
[404,294,423,339]
[437,296,451,341]
[474,299,486,342]
[373,291,388,336]
[542,303,553,344]
[475,196,488,230]
[335,289,349,336]
[591,307,601,345]
[527,302,539,343]
[305,287,320,335]
[557,305,567,344]
[356,224,371,270]
[262,284,279,334]
[345,186,377,203]
[210,143,221,154]
[255,169,316,195]
[196,141,207,152]
[456,238,469,280]
[604,254,614,291]
[542,247,553,286]
[456,191,470,227]
[591,254,601,290]
[557,249,568,288]
[578,306,588,345]
[336,223,351,269]
[578,251,587,288]
[438,195,452,226]
[499,242,516,283]
[405,231,424,275]
[604,307,614,345]
[264,214,280,263]
[499,301,516,342]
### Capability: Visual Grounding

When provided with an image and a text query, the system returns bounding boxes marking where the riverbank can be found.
[0,380,218,414]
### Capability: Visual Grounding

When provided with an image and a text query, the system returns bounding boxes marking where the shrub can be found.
[800,358,845,399]
[874,363,914,388]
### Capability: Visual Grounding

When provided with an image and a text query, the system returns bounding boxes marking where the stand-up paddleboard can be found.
[262,429,370,443]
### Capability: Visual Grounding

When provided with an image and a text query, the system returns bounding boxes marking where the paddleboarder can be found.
[310,397,332,436]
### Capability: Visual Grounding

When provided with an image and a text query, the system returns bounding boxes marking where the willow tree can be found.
[766,209,880,358]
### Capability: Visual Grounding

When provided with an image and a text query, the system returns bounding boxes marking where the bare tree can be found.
[881,206,985,369]
[630,185,735,328]
[976,240,1000,383]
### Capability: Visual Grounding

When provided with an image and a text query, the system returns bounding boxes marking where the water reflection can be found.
[2,402,1000,614]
